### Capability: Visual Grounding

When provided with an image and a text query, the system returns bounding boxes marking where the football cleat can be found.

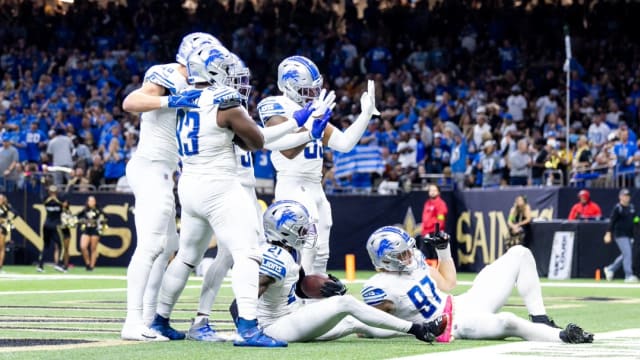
[36,266,44,273]
[121,323,169,342]
[187,317,227,342]
[559,323,594,344]
[54,264,67,273]
[530,314,561,329]
[150,314,185,340]
[233,318,287,347]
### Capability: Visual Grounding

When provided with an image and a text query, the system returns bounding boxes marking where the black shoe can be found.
[559,323,594,344]
[530,314,561,329]
[413,314,448,343]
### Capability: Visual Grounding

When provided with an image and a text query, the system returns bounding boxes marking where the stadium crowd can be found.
[2,0,640,194]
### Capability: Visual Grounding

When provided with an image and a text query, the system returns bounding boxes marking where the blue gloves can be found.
[311,109,331,140]
[292,102,315,127]
[168,89,202,108]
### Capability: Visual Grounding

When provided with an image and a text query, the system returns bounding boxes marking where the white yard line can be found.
[391,328,640,360]
[0,284,205,295]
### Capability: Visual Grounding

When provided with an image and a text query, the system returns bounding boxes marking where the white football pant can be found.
[263,295,411,342]
[275,178,332,274]
[124,157,179,326]
[453,245,563,341]
[156,175,260,321]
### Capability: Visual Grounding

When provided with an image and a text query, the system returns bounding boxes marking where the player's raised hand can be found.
[311,109,332,140]
[367,80,381,116]
[168,89,202,108]
[311,89,336,118]
[424,223,450,250]
[292,102,315,127]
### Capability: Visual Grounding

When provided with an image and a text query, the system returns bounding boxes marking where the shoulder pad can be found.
[259,252,287,281]
[143,64,178,94]
[208,86,242,110]
[361,285,388,306]
[257,97,287,123]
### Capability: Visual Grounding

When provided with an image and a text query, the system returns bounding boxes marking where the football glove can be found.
[292,102,315,127]
[311,109,331,140]
[168,89,202,108]
[424,224,450,250]
[320,274,347,297]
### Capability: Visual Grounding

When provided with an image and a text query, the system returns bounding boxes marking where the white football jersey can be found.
[361,266,447,324]
[257,243,301,328]
[177,85,243,178]
[135,63,188,165]
[235,145,256,187]
[257,95,323,182]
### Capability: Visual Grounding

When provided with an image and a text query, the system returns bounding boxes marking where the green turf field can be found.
[0,265,638,360]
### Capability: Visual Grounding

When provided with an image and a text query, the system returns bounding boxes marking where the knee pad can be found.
[495,312,520,332]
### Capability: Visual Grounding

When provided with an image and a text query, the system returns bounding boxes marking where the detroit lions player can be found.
[151,43,319,347]
[187,53,334,342]
[361,226,594,344]
[120,32,219,341]
[258,56,380,275]
[231,200,446,343]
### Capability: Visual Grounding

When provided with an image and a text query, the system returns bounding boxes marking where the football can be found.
[299,273,331,298]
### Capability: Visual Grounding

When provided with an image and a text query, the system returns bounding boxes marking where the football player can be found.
[258,56,380,275]
[188,54,333,341]
[361,226,594,344]
[120,32,219,341]
[228,200,446,343]
[151,43,325,347]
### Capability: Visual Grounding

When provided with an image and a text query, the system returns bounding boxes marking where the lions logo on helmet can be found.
[176,32,222,66]
[186,44,234,85]
[263,200,317,251]
[366,226,418,272]
[277,56,323,105]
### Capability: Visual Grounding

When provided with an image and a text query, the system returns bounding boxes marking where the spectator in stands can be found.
[87,155,105,189]
[472,107,491,148]
[397,131,417,177]
[508,138,532,186]
[0,133,19,191]
[23,121,47,165]
[67,167,91,192]
[587,112,610,150]
[568,189,602,220]
[449,133,468,189]
[421,184,448,237]
[572,135,593,170]
[603,188,639,282]
[476,140,503,187]
[612,125,637,182]
[507,194,532,249]
[46,128,74,185]
[506,85,527,122]
[103,137,126,185]
[535,89,559,127]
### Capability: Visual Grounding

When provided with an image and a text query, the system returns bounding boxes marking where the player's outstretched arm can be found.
[220,107,265,150]
[260,102,314,144]
[323,80,380,152]
[424,230,457,291]
[122,82,166,113]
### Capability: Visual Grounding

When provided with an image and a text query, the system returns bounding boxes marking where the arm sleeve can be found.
[608,205,619,232]
[568,205,578,220]
[260,118,298,144]
[294,267,310,299]
[361,285,388,306]
[264,131,311,151]
[327,109,372,152]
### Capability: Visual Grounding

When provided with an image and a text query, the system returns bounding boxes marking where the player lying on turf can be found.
[361,226,594,344]
[227,200,447,343]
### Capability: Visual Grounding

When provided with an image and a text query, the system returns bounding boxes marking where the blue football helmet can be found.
[186,43,234,85]
[277,56,323,104]
[366,226,417,272]
[228,53,252,104]
[176,32,222,66]
[263,200,317,251]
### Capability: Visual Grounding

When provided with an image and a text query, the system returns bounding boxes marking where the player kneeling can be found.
[362,226,594,344]
[229,200,447,343]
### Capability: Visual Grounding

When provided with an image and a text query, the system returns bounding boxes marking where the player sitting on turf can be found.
[227,200,447,343]
[361,226,594,344]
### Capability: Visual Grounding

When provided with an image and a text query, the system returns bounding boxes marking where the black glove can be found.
[320,274,347,297]
[424,230,451,250]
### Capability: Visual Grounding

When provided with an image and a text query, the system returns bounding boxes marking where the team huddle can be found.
[119,32,594,347]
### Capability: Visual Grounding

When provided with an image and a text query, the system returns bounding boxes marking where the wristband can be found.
[436,244,452,261]
[160,96,169,108]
